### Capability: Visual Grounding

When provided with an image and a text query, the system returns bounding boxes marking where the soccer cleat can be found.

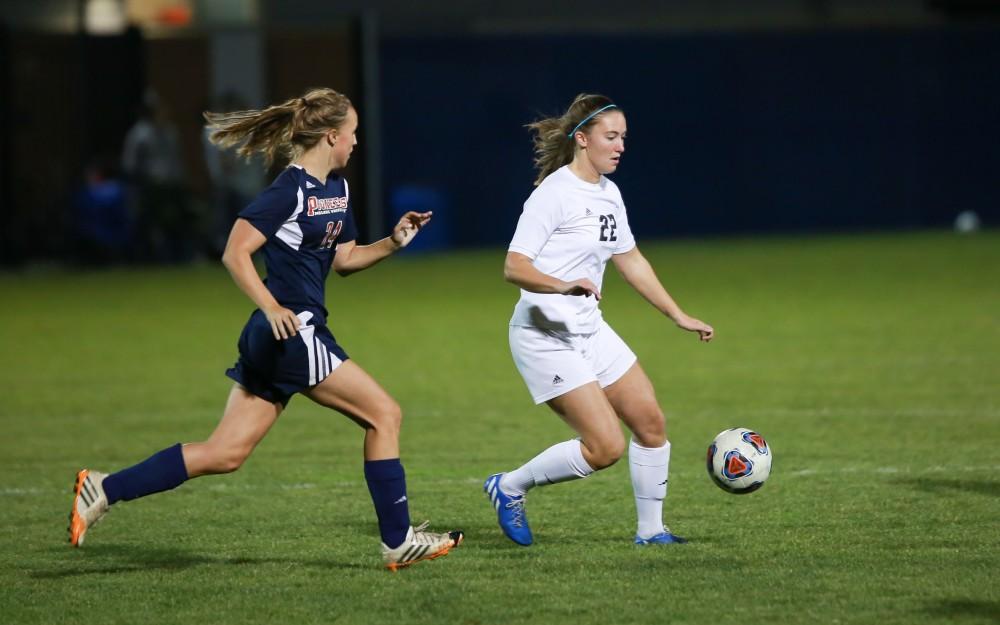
[382,522,463,571]
[483,473,533,546]
[634,530,688,545]
[68,469,109,547]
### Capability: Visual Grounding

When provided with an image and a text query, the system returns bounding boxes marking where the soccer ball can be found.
[706,427,772,494]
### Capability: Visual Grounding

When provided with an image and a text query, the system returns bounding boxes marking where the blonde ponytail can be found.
[204,87,352,168]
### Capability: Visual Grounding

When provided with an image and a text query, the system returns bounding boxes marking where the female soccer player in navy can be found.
[484,94,714,546]
[69,88,462,570]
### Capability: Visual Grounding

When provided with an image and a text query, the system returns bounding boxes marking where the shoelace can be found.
[505,496,525,528]
[410,521,448,546]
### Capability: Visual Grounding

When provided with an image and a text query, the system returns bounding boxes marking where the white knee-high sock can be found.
[500,439,594,496]
[629,439,670,539]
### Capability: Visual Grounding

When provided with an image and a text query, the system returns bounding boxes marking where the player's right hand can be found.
[264,306,300,340]
[390,211,433,249]
[675,314,714,342]
[560,278,601,300]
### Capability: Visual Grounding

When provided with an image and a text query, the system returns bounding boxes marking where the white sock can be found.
[500,439,594,496]
[629,439,670,539]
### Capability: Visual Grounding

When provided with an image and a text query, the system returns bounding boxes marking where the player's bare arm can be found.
[611,246,713,341]
[222,218,299,340]
[333,211,432,276]
[504,251,601,299]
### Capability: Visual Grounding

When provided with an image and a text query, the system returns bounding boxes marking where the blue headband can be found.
[567,104,618,138]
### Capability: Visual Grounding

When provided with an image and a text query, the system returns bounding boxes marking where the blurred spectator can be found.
[121,90,196,263]
[72,156,131,265]
[202,91,263,256]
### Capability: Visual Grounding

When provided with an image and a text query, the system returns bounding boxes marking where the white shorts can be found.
[509,320,638,404]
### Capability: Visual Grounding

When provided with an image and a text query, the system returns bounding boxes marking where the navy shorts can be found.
[226,310,349,406]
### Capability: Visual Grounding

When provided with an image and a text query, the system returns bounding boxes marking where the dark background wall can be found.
[380,26,1000,247]
[1,2,998,263]
[0,19,362,264]
[1,29,144,263]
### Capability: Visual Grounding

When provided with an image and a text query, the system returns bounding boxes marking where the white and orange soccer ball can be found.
[706,427,772,494]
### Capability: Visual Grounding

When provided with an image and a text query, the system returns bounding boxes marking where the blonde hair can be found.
[525,93,618,186]
[203,87,352,168]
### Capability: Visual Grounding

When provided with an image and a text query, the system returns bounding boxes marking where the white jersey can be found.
[508,165,636,333]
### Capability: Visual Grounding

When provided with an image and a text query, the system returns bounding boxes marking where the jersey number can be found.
[320,220,343,250]
[599,215,618,242]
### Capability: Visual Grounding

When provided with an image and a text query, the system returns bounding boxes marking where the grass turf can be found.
[0,230,997,624]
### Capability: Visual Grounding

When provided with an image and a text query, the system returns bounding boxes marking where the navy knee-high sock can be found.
[102,443,189,505]
[364,458,411,549]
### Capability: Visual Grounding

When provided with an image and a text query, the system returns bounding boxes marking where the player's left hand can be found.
[390,211,433,249]
[676,314,714,342]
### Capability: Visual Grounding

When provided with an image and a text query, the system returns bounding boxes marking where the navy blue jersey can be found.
[238,165,357,321]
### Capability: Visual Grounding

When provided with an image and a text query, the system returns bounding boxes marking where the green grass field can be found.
[1,230,997,625]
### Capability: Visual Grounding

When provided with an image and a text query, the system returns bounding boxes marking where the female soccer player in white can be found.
[69,88,462,570]
[485,93,714,546]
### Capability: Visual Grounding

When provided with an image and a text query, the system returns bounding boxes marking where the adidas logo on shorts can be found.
[553,375,563,384]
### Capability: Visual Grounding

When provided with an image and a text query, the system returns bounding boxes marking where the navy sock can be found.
[364,458,411,549]
[102,443,189,505]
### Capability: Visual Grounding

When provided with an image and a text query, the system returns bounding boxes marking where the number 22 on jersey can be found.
[599,214,618,242]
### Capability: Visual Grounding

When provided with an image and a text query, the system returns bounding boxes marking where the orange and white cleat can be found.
[68,469,109,547]
[382,521,463,571]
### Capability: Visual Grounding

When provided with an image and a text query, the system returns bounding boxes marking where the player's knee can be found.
[588,433,626,470]
[369,400,402,434]
[633,420,666,447]
[629,407,666,448]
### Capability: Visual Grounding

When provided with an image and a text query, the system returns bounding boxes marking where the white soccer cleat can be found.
[68,469,109,547]
[382,521,463,571]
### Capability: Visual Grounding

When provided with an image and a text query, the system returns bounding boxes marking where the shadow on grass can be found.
[924,599,1000,622]
[896,477,1000,497]
[28,543,368,579]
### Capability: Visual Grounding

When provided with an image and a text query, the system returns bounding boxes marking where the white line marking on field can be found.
[785,465,1000,477]
[0,488,43,496]
[698,407,1000,419]
[205,482,317,492]
[3,466,998,497]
